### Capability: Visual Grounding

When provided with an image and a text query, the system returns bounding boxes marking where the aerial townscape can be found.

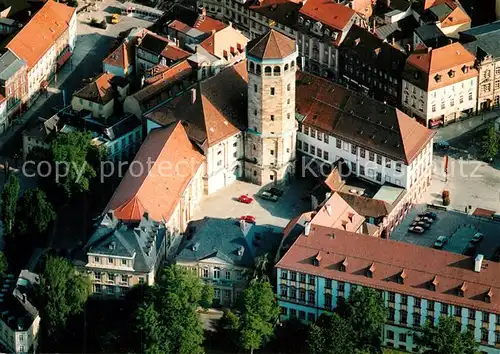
[2,0,500,353]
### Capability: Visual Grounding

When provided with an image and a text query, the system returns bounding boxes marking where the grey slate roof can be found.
[375,16,419,41]
[86,211,166,273]
[414,24,448,48]
[0,49,25,82]
[176,218,255,267]
[460,21,500,59]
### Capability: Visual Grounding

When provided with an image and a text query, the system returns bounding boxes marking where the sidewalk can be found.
[434,110,500,142]
[0,21,102,150]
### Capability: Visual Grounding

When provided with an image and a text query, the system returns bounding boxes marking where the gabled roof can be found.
[176,218,255,267]
[103,41,133,70]
[6,0,75,69]
[144,60,248,148]
[249,0,301,30]
[73,72,116,105]
[160,44,191,62]
[277,224,500,314]
[139,32,170,56]
[296,71,435,164]
[87,212,166,273]
[310,192,364,232]
[104,122,204,223]
[247,29,295,60]
[193,14,227,33]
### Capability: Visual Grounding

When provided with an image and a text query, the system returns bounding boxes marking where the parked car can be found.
[470,232,484,244]
[418,212,437,220]
[267,187,284,197]
[111,13,121,24]
[240,215,256,224]
[260,191,279,202]
[411,221,431,229]
[408,226,425,234]
[238,195,253,204]
[434,236,448,249]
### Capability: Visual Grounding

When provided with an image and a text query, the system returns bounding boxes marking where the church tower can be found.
[245,30,298,186]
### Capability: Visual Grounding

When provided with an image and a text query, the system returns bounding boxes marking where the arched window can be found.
[249,61,255,73]
[264,66,272,76]
[273,66,281,76]
[284,63,289,71]
[256,64,261,75]
[291,60,295,68]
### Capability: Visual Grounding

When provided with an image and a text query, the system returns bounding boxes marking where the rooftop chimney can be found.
[325,204,332,216]
[191,88,196,104]
[427,47,432,53]
[304,222,311,236]
[406,43,411,53]
[474,254,484,272]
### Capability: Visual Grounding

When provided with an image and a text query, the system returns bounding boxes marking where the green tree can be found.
[308,313,356,354]
[243,253,271,282]
[135,265,212,354]
[37,256,91,341]
[1,174,20,235]
[482,125,499,161]
[239,280,279,354]
[414,316,478,354]
[345,287,387,353]
[50,131,97,198]
[218,309,241,350]
[16,188,56,235]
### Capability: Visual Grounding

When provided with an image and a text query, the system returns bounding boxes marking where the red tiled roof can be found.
[6,0,76,69]
[193,15,227,33]
[299,0,356,31]
[296,71,435,164]
[103,41,133,70]
[105,121,204,223]
[311,192,364,232]
[161,44,191,61]
[247,29,296,60]
[73,72,115,105]
[133,60,193,103]
[277,225,500,313]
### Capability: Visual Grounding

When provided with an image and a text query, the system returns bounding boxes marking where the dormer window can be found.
[414,72,419,79]
[298,16,303,24]
[314,21,322,32]
[324,29,330,37]
[434,74,441,82]
[448,70,455,78]
[457,282,467,297]
[462,65,469,73]
[485,288,493,303]
[429,275,439,291]
[367,263,375,278]
[332,32,338,40]
[313,251,322,267]
[339,258,348,272]
[397,269,407,284]
[305,19,311,27]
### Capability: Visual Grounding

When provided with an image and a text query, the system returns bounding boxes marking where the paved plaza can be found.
[192,179,314,232]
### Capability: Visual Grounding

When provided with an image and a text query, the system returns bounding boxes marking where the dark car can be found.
[419,211,437,220]
[408,226,425,234]
[411,221,431,229]
[90,18,107,29]
[268,187,284,197]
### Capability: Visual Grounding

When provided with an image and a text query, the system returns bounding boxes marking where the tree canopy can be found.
[1,174,20,235]
[16,188,56,236]
[135,265,213,354]
[414,316,478,354]
[308,287,387,354]
[49,131,99,198]
[482,125,499,161]
[37,256,91,341]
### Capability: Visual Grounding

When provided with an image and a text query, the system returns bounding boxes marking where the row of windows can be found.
[300,126,402,171]
[93,256,128,266]
[280,307,316,322]
[281,270,315,284]
[248,61,295,76]
[202,267,243,281]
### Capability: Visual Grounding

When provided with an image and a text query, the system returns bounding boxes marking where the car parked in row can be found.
[260,191,279,202]
[411,221,431,229]
[418,211,437,220]
[409,226,425,234]
[470,232,484,244]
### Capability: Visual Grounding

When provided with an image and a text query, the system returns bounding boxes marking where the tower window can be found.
[271,115,275,121]
[256,64,261,75]
[291,60,295,68]
[253,171,257,176]
[287,83,291,91]
[270,87,275,96]
[253,144,256,150]
[270,175,274,181]
[265,66,272,76]
[287,113,290,119]
[284,64,289,71]
[254,109,257,115]
[249,61,255,72]
[270,150,274,155]
[254,84,257,92]
[274,66,281,76]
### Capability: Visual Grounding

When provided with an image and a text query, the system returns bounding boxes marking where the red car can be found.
[240,215,256,224]
[238,195,253,204]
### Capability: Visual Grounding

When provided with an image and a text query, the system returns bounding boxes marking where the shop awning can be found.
[57,50,72,67]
